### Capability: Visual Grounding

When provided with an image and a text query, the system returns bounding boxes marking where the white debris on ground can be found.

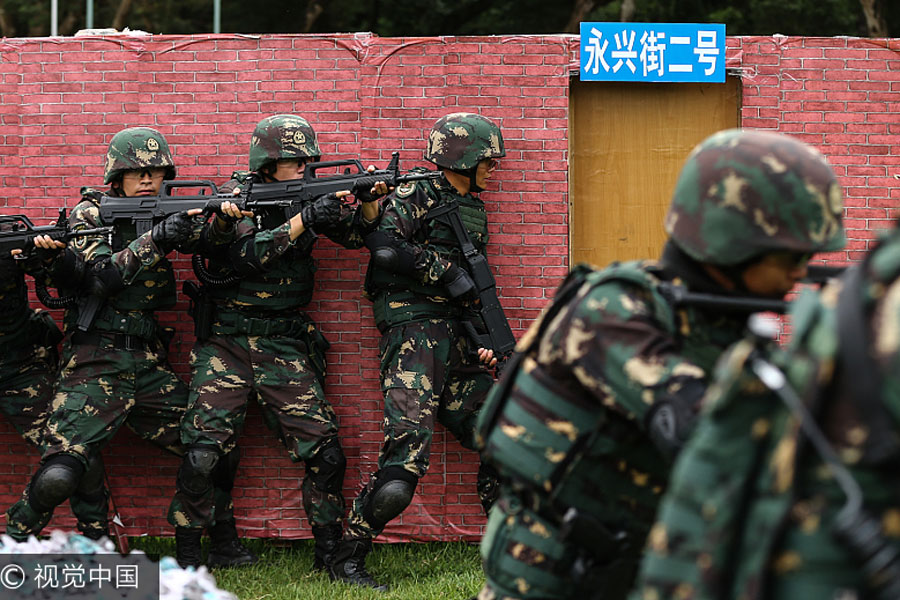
[0,530,237,600]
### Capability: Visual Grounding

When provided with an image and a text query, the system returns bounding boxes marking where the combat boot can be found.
[207,518,258,569]
[329,538,388,591]
[174,527,203,569]
[77,521,109,541]
[311,523,343,571]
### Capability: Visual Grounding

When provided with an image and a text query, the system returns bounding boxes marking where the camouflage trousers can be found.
[345,319,497,540]
[478,489,640,600]
[6,335,232,539]
[169,331,345,529]
[1,345,110,537]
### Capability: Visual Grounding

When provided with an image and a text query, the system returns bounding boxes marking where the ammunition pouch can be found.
[559,507,636,600]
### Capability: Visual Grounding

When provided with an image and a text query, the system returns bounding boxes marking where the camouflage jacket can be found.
[364,172,489,327]
[479,243,751,541]
[49,187,207,332]
[633,229,900,600]
[199,173,377,313]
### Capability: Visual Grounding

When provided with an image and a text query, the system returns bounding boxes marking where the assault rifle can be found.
[98,180,222,235]
[427,202,517,368]
[232,152,441,221]
[0,209,113,257]
[97,153,440,233]
[659,264,846,314]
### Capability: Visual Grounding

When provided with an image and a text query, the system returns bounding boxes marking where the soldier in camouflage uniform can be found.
[328,112,505,591]
[5,128,243,556]
[167,114,386,571]
[0,235,111,540]
[631,180,900,600]
[474,129,845,600]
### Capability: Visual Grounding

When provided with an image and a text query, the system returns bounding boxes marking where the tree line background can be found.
[0,0,896,40]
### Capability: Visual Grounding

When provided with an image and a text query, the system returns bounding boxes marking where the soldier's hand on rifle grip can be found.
[442,263,476,298]
[151,209,201,255]
[478,347,498,368]
[356,165,391,204]
[32,234,66,265]
[300,192,344,231]
[214,200,252,229]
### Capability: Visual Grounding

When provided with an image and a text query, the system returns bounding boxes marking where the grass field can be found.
[131,537,484,600]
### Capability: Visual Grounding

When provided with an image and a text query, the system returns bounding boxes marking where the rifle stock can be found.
[427,202,516,367]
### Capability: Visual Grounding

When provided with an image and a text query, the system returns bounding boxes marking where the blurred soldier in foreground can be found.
[632,198,900,599]
[475,129,845,600]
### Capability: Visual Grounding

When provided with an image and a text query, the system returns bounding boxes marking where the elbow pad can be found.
[645,378,705,461]
[365,230,416,274]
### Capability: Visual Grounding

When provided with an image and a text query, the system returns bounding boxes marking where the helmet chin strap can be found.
[718,259,760,295]
[449,166,482,193]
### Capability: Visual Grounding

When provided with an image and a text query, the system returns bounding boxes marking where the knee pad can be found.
[177,446,220,497]
[30,454,85,513]
[211,447,241,493]
[362,466,418,530]
[306,438,347,495]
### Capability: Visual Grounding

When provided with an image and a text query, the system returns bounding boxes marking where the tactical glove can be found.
[442,263,476,298]
[301,193,342,231]
[151,211,196,254]
[209,199,239,226]
[354,178,384,205]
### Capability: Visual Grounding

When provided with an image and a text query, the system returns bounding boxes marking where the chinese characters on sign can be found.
[580,23,726,83]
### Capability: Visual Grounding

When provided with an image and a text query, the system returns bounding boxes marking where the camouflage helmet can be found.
[103,127,176,184]
[424,112,505,170]
[249,114,320,172]
[665,129,844,266]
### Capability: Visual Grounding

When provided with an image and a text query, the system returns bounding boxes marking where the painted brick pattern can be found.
[0,33,896,542]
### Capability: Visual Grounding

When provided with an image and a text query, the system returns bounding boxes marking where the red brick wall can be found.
[0,33,896,542]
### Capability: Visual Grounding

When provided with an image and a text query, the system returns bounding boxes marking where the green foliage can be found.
[3,0,896,38]
[130,537,484,600]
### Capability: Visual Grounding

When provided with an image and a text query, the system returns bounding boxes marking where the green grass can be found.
[130,537,483,600]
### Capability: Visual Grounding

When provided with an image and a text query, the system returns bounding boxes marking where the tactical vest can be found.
[75,198,175,338]
[207,250,317,312]
[478,261,746,525]
[206,207,317,312]
[369,179,488,328]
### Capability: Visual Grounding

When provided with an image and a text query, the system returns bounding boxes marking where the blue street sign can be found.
[580,22,726,83]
